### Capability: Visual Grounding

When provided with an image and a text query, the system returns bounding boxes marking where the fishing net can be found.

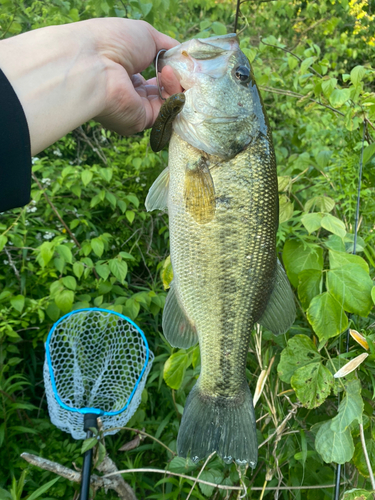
[44,308,154,440]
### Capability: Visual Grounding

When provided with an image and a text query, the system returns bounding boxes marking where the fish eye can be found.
[235,66,250,84]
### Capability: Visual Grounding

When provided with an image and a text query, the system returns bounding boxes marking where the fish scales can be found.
[169,131,278,397]
[147,34,295,467]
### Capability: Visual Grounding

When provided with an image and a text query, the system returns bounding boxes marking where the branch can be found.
[21,452,137,500]
[259,86,345,117]
[103,468,346,492]
[260,39,323,78]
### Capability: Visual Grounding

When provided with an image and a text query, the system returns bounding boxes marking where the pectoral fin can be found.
[145,167,169,212]
[162,281,198,349]
[184,157,215,224]
[257,260,296,335]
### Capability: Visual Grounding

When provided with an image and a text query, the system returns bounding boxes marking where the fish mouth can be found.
[159,34,240,91]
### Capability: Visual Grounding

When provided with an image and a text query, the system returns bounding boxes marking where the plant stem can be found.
[359,423,375,491]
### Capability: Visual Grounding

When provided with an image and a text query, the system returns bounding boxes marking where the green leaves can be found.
[278,335,333,408]
[320,214,346,238]
[327,265,374,316]
[163,346,199,390]
[10,295,25,313]
[298,269,322,310]
[285,238,374,341]
[363,143,375,165]
[278,335,321,384]
[350,65,366,87]
[315,380,363,464]
[55,290,74,314]
[291,362,333,408]
[307,292,348,341]
[0,235,8,252]
[163,351,191,390]
[329,88,351,107]
[283,241,323,288]
[108,259,128,284]
[91,237,104,257]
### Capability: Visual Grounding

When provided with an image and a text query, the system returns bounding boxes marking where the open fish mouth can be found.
[159,34,240,91]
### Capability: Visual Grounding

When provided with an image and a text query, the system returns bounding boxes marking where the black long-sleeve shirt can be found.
[0,68,31,212]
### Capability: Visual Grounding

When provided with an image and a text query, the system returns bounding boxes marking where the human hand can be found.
[88,19,183,135]
[0,18,183,154]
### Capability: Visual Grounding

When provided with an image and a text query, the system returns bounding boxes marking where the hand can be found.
[0,18,183,154]
[89,18,183,135]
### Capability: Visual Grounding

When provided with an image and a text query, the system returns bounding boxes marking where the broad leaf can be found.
[91,237,104,257]
[301,213,324,233]
[56,245,72,264]
[95,263,110,281]
[61,276,77,291]
[277,334,321,384]
[353,439,375,478]
[73,262,84,279]
[55,289,74,313]
[291,362,333,408]
[81,170,93,186]
[327,264,373,316]
[315,380,363,464]
[109,259,128,283]
[329,250,369,273]
[363,143,375,165]
[307,292,348,341]
[321,214,346,238]
[329,88,351,107]
[315,420,354,464]
[297,269,322,310]
[282,240,323,287]
[10,295,25,313]
[279,194,294,223]
[81,437,97,454]
[163,351,191,390]
[350,65,366,87]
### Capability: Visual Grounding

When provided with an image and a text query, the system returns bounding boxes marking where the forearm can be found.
[0,21,106,156]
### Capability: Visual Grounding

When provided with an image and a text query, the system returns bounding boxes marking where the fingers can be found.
[161,65,183,95]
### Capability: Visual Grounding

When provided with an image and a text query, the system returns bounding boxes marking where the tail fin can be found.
[177,382,258,468]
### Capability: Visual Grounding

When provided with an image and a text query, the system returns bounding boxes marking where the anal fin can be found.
[257,259,296,335]
[162,281,198,349]
[145,167,169,212]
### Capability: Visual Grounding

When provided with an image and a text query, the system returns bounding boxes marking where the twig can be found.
[260,39,323,78]
[4,248,20,281]
[259,86,345,117]
[21,452,137,500]
[359,424,375,491]
[258,400,299,449]
[103,468,346,491]
[186,452,216,500]
[115,427,176,455]
[32,173,81,249]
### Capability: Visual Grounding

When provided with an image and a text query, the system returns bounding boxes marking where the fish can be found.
[146,34,295,468]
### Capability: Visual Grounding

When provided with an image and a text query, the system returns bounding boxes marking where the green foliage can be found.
[315,380,363,464]
[1,0,375,498]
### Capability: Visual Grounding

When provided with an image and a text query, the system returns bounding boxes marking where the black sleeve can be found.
[0,68,31,212]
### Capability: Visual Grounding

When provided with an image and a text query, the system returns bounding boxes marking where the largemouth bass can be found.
[146,34,295,467]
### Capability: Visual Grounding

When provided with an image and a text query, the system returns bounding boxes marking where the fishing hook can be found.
[155,49,167,101]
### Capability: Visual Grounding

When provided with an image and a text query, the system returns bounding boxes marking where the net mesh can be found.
[44,309,154,440]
